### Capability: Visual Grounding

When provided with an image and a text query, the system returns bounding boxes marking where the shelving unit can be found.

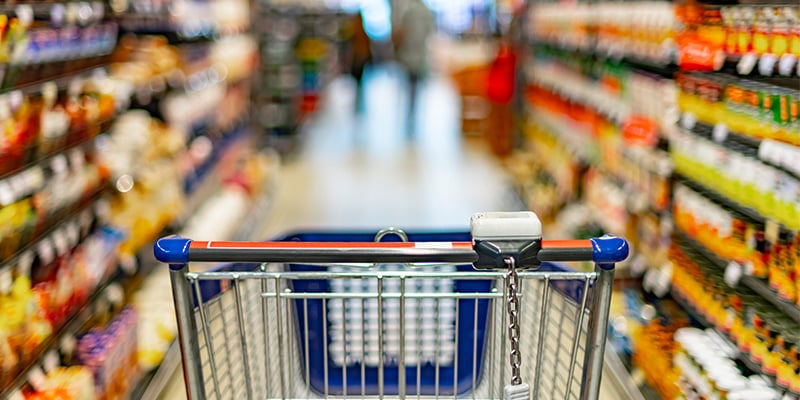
[671,289,796,396]
[0,0,269,398]
[514,46,675,272]
[254,3,349,154]
[676,229,800,325]
[129,166,277,399]
[742,275,800,325]
[515,0,800,398]
[0,42,127,395]
[1,265,130,399]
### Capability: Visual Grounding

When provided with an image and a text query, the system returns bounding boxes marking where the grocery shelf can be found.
[0,208,95,276]
[0,2,260,397]
[129,64,229,111]
[0,117,116,181]
[670,289,799,396]
[674,230,800,326]
[531,37,799,79]
[622,57,680,80]
[681,120,761,149]
[177,123,250,225]
[725,73,800,91]
[531,40,678,79]
[529,107,672,220]
[0,260,122,397]
[720,53,800,78]
[0,183,108,269]
[118,16,218,44]
[680,121,800,181]
[130,159,278,398]
[673,230,727,270]
[674,174,773,228]
[3,62,112,95]
[118,14,249,44]
[670,291,741,357]
[527,108,601,167]
[0,1,112,20]
[740,275,800,325]
[525,69,628,125]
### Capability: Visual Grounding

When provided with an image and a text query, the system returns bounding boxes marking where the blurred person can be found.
[392,0,435,135]
[347,11,372,113]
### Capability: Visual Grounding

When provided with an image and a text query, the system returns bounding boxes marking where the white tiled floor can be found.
[158,64,626,399]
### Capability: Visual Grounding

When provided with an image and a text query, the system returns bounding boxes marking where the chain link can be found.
[505,257,522,385]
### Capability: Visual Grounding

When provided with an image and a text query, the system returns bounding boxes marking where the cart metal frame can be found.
[156,225,627,400]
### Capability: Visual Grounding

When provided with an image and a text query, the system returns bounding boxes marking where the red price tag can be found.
[679,39,725,72]
[622,115,659,148]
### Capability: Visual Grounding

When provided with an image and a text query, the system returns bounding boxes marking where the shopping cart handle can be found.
[155,235,628,268]
[538,236,628,267]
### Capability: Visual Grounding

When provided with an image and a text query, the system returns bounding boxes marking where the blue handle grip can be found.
[589,236,629,268]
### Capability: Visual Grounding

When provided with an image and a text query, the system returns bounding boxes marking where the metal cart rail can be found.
[155,212,628,400]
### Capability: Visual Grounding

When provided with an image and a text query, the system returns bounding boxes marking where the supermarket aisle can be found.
[159,66,520,399]
[159,65,624,399]
[259,64,624,400]
[260,64,522,237]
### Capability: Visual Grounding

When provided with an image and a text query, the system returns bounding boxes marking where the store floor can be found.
[157,64,625,399]
[260,64,521,237]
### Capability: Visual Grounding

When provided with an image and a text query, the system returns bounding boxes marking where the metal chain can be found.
[505,257,522,385]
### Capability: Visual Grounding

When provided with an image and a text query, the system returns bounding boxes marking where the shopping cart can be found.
[155,212,628,400]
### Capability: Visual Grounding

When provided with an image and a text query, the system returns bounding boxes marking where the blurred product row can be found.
[501,2,799,400]
[0,0,277,399]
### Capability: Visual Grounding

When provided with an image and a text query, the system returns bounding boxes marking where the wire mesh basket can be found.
[161,226,625,400]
